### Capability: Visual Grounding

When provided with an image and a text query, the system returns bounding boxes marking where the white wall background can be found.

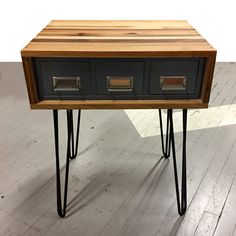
[0,0,235,61]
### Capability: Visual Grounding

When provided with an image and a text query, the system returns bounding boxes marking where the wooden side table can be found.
[21,20,216,218]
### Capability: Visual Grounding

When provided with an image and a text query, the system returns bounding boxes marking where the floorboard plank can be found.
[213,175,236,236]
[194,129,236,235]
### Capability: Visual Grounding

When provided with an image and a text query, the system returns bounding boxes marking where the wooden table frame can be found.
[21,20,216,110]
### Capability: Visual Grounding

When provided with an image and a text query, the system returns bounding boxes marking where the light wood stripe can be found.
[23,41,213,51]
[33,35,204,43]
[35,36,203,40]
[39,29,199,37]
[46,26,193,30]
[48,20,192,29]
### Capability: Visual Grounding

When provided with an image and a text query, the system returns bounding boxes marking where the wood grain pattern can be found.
[39,29,199,36]
[21,20,215,57]
[21,20,216,109]
[30,99,207,110]
[47,20,193,29]
[202,53,217,102]
[21,57,39,104]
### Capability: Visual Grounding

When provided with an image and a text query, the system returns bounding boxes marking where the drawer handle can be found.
[53,77,80,91]
[106,76,133,92]
[160,76,186,90]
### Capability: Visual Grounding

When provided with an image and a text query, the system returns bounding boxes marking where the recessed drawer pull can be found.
[160,76,186,91]
[53,77,80,91]
[106,76,133,92]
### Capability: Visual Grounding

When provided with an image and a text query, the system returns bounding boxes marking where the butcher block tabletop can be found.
[21,20,216,57]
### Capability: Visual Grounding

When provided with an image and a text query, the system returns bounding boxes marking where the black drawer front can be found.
[95,61,144,96]
[34,58,93,99]
[149,59,204,98]
[33,58,205,100]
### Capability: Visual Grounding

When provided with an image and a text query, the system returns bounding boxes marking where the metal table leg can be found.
[69,110,81,159]
[159,109,171,159]
[52,108,187,217]
[53,110,81,218]
[159,109,187,216]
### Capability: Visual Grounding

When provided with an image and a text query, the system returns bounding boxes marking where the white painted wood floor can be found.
[0,62,236,236]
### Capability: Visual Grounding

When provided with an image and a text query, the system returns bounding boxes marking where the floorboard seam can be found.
[213,174,236,236]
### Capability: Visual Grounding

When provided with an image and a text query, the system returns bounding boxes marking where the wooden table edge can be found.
[30,99,208,110]
[21,50,216,58]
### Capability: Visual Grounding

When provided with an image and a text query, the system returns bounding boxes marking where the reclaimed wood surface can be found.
[21,20,215,57]
[30,99,208,110]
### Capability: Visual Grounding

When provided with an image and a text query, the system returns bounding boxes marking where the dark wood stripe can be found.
[39,33,199,37]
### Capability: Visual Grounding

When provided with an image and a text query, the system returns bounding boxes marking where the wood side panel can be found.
[21,57,39,104]
[30,99,207,110]
[200,51,217,103]
[203,52,217,102]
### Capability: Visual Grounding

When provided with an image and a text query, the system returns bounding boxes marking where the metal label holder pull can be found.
[160,76,187,91]
[106,76,133,92]
[53,77,81,91]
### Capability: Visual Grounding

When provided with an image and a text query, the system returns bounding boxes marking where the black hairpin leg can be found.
[70,110,81,159]
[53,110,81,218]
[159,109,187,216]
[159,109,171,158]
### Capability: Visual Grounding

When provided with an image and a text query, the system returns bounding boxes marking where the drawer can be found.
[95,60,144,96]
[34,58,93,99]
[149,59,204,98]
[33,58,205,100]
